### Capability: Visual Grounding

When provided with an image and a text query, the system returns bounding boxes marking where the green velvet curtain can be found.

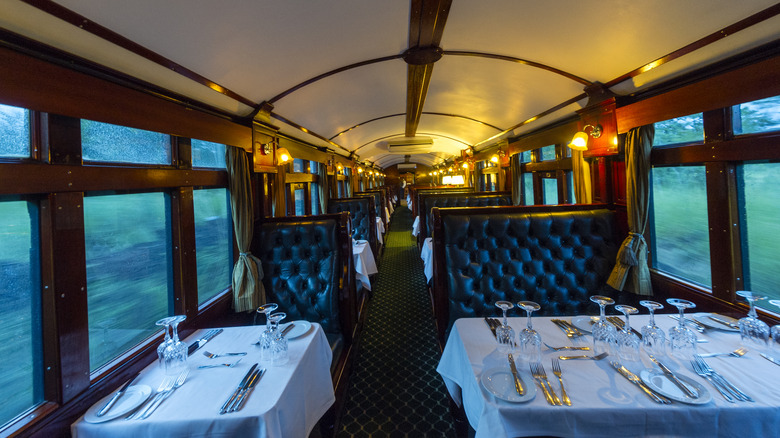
[571,149,592,204]
[318,164,329,214]
[226,146,266,312]
[607,125,655,295]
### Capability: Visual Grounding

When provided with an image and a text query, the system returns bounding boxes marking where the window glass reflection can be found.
[733,95,780,135]
[82,120,171,165]
[194,188,232,304]
[192,139,226,169]
[653,114,704,146]
[0,104,30,158]
[543,178,558,205]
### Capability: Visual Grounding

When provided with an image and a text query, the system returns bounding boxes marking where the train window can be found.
[0,199,43,426]
[523,173,534,205]
[293,158,304,173]
[653,113,704,146]
[519,150,532,163]
[0,104,30,159]
[81,120,171,165]
[193,188,232,304]
[191,139,226,168]
[294,184,306,215]
[84,192,171,370]
[542,177,558,205]
[738,162,780,310]
[650,166,711,287]
[540,145,556,161]
[311,182,321,214]
[733,95,780,136]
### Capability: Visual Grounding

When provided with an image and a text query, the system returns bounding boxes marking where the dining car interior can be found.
[2,0,780,437]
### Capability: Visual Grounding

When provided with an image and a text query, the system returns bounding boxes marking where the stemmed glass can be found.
[517,301,542,364]
[667,298,697,359]
[257,303,279,361]
[769,300,780,354]
[639,300,665,356]
[736,291,770,349]
[269,312,289,366]
[590,295,616,355]
[162,315,187,375]
[614,305,640,362]
[155,316,175,367]
[494,301,516,353]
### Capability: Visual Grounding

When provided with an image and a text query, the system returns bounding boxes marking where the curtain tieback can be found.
[617,232,646,266]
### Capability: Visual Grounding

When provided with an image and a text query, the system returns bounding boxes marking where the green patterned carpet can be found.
[337,203,456,437]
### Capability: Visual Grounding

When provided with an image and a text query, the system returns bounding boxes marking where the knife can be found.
[707,315,739,329]
[760,353,780,366]
[220,363,258,414]
[281,323,295,337]
[648,355,698,398]
[507,354,524,395]
[97,371,141,416]
[609,361,670,404]
[188,328,223,356]
[232,368,265,412]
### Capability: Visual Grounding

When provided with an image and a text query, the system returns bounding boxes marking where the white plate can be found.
[283,320,312,339]
[570,315,599,334]
[693,313,740,332]
[83,384,152,423]
[639,370,712,404]
[480,367,537,403]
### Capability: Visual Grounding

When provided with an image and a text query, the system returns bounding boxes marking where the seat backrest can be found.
[418,192,511,240]
[327,197,378,256]
[252,213,355,341]
[431,204,619,343]
[355,190,385,224]
[412,186,473,217]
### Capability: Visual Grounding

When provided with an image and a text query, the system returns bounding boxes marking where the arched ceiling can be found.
[1,0,779,169]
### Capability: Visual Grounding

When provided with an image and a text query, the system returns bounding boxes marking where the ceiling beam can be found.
[405,0,452,137]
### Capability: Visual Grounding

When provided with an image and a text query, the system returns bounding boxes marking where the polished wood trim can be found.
[651,132,780,165]
[284,172,318,183]
[524,157,573,173]
[171,187,199,317]
[19,0,256,108]
[606,3,780,89]
[406,63,435,136]
[616,52,780,133]
[0,162,227,196]
[444,51,591,85]
[706,161,743,301]
[0,45,252,149]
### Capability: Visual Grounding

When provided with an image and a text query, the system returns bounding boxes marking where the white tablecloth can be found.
[73,324,334,438]
[437,315,780,438]
[376,217,385,244]
[412,216,420,237]
[420,237,433,283]
[353,239,378,291]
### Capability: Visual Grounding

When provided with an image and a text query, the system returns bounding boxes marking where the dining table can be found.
[353,239,378,291]
[437,314,780,438]
[72,323,334,438]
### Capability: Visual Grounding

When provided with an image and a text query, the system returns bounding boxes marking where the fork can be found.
[691,360,736,402]
[697,347,747,358]
[128,376,173,420]
[543,342,590,351]
[550,319,583,338]
[558,352,609,361]
[534,363,562,405]
[203,351,248,358]
[694,356,753,402]
[530,363,555,405]
[140,369,189,419]
[551,358,571,406]
[198,358,243,369]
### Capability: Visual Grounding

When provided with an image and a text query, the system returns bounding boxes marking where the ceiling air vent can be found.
[387,137,433,154]
[397,163,417,170]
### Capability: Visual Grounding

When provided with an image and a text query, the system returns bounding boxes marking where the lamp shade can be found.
[451,175,465,185]
[442,175,452,185]
[568,132,589,151]
[276,147,292,163]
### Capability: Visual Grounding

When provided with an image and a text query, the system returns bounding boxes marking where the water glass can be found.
[615,305,640,362]
[590,295,616,355]
[639,300,665,356]
[163,315,187,375]
[736,291,770,350]
[257,303,279,361]
[155,316,175,367]
[494,301,516,353]
[269,312,289,366]
[667,298,697,359]
[517,301,542,364]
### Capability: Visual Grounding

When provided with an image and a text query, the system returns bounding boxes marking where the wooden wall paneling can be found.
[41,113,82,165]
[705,161,743,302]
[171,187,198,318]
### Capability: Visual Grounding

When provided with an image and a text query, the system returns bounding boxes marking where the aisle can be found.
[337,203,455,437]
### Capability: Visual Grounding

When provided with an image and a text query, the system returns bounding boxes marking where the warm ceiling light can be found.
[462,162,469,169]
[568,124,602,151]
[276,147,292,163]
[451,175,465,185]
[490,154,499,163]
[357,167,363,173]
[336,163,343,171]
[442,175,452,185]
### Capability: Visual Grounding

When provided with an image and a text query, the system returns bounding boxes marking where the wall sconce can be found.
[258,140,275,155]
[336,163,344,172]
[276,147,292,163]
[357,167,363,174]
[568,124,602,151]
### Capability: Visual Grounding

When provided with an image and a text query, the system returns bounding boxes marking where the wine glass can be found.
[155,316,174,367]
[667,298,697,359]
[269,312,289,366]
[517,301,542,364]
[736,291,770,350]
[257,303,279,360]
[769,300,780,354]
[494,301,516,353]
[163,315,187,375]
[590,295,616,355]
[614,305,640,362]
[639,300,665,356]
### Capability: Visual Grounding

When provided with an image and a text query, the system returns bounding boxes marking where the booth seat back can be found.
[327,197,378,257]
[409,186,473,217]
[355,190,385,224]
[432,204,619,343]
[251,213,355,345]
[418,192,511,240]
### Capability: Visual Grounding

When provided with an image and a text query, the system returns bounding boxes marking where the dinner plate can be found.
[570,315,599,334]
[83,384,152,423]
[284,320,312,339]
[480,367,536,403]
[693,313,740,332]
[639,370,712,404]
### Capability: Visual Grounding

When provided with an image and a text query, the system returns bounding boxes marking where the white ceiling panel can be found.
[415,113,500,146]
[333,116,406,153]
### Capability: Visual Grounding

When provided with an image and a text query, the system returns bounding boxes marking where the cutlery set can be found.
[530,363,564,406]
[127,369,189,420]
[220,363,266,414]
[187,328,223,356]
[610,361,671,404]
[550,319,584,338]
[691,356,753,402]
